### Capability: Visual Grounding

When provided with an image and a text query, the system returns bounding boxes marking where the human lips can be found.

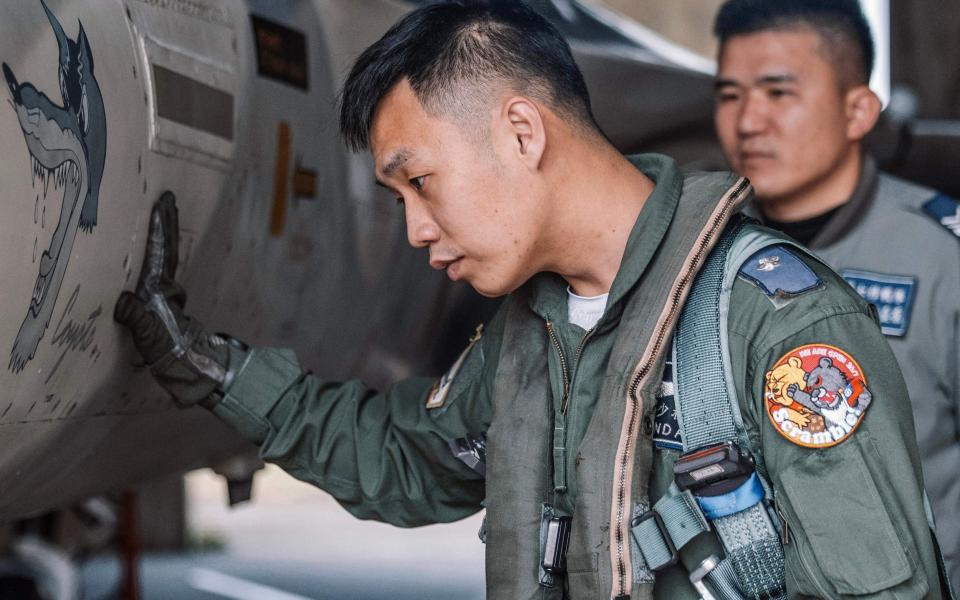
[430,255,465,281]
[738,149,776,166]
[429,255,463,272]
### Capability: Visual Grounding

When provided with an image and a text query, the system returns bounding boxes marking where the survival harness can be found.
[629,220,791,600]
[627,220,956,600]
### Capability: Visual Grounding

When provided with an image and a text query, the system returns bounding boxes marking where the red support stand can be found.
[118,490,141,600]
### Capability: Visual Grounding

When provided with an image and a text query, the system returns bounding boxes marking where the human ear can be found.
[844,86,881,141]
[503,97,546,170]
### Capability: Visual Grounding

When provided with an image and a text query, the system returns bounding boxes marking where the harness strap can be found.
[712,506,785,599]
[673,220,787,600]
[703,559,748,600]
[631,483,709,570]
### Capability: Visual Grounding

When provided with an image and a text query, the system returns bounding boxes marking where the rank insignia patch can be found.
[740,246,822,298]
[764,344,872,448]
[922,194,960,238]
[841,270,916,337]
[426,324,483,410]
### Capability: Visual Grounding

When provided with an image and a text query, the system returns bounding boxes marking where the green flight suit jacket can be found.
[210,154,942,598]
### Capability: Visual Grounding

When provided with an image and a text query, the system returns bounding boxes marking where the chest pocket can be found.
[776,434,925,597]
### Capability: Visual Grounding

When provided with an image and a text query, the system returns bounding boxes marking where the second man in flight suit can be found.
[713,0,960,589]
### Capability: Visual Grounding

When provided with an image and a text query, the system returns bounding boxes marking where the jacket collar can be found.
[527,153,682,327]
[744,154,879,250]
[809,154,878,249]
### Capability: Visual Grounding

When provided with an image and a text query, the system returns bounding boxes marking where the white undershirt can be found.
[567,287,609,331]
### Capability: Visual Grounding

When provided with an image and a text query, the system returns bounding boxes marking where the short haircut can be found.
[714,0,874,87]
[338,0,599,152]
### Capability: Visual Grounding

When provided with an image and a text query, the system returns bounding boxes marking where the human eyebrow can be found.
[381,148,413,178]
[756,74,797,86]
[713,78,740,91]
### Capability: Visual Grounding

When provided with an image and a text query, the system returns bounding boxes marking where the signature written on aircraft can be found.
[44,284,103,385]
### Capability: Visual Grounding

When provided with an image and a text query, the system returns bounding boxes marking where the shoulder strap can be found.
[673,219,807,600]
[629,220,815,598]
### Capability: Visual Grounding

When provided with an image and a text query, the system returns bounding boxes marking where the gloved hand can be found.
[114,191,239,408]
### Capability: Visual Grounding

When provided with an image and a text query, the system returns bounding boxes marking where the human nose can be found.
[403,199,440,248]
[737,91,768,137]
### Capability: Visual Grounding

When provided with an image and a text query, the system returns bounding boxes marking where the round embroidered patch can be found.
[764,344,872,448]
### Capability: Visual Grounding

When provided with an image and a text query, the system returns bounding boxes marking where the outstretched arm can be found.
[115,193,495,527]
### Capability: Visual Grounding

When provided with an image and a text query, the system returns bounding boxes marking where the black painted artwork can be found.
[3,1,107,372]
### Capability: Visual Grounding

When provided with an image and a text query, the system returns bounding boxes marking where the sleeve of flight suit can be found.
[728,256,942,599]
[207,309,506,528]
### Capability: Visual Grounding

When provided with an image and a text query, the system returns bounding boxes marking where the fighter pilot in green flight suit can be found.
[115,2,949,598]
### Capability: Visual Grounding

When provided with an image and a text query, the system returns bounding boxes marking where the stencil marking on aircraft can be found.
[3,0,107,372]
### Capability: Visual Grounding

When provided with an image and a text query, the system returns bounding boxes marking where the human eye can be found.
[395,196,405,206]
[409,175,426,191]
[768,87,793,99]
[715,89,741,103]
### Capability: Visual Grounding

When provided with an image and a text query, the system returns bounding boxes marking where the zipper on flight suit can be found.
[546,321,570,492]
[545,321,595,493]
[609,178,751,599]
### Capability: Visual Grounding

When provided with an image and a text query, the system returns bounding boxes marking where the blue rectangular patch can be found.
[841,269,916,337]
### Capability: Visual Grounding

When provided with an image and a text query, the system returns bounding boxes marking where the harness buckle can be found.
[630,510,679,569]
[674,441,755,497]
[541,516,572,574]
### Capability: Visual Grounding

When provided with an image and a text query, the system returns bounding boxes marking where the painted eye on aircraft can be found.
[58,67,67,104]
[78,83,89,134]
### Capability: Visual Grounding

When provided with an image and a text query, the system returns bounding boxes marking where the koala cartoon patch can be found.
[764,344,872,448]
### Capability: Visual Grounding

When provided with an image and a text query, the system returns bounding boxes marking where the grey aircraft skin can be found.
[0,0,721,522]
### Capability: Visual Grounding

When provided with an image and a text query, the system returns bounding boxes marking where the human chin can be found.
[465,269,520,299]
[739,168,788,201]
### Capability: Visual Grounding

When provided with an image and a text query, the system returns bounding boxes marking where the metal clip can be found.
[774,499,790,545]
[689,555,720,600]
[541,516,572,574]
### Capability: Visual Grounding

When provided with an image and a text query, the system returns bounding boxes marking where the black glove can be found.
[114,192,239,408]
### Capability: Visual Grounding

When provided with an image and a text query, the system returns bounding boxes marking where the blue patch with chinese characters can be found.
[739,246,822,298]
[922,194,960,238]
[841,269,916,337]
[654,393,683,450]
[653,349,682,450]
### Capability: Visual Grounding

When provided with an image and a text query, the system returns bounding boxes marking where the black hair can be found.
[338,0,598,151]
[714,0,874,86]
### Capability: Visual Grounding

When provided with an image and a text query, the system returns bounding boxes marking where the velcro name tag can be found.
[841,270,916,337]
